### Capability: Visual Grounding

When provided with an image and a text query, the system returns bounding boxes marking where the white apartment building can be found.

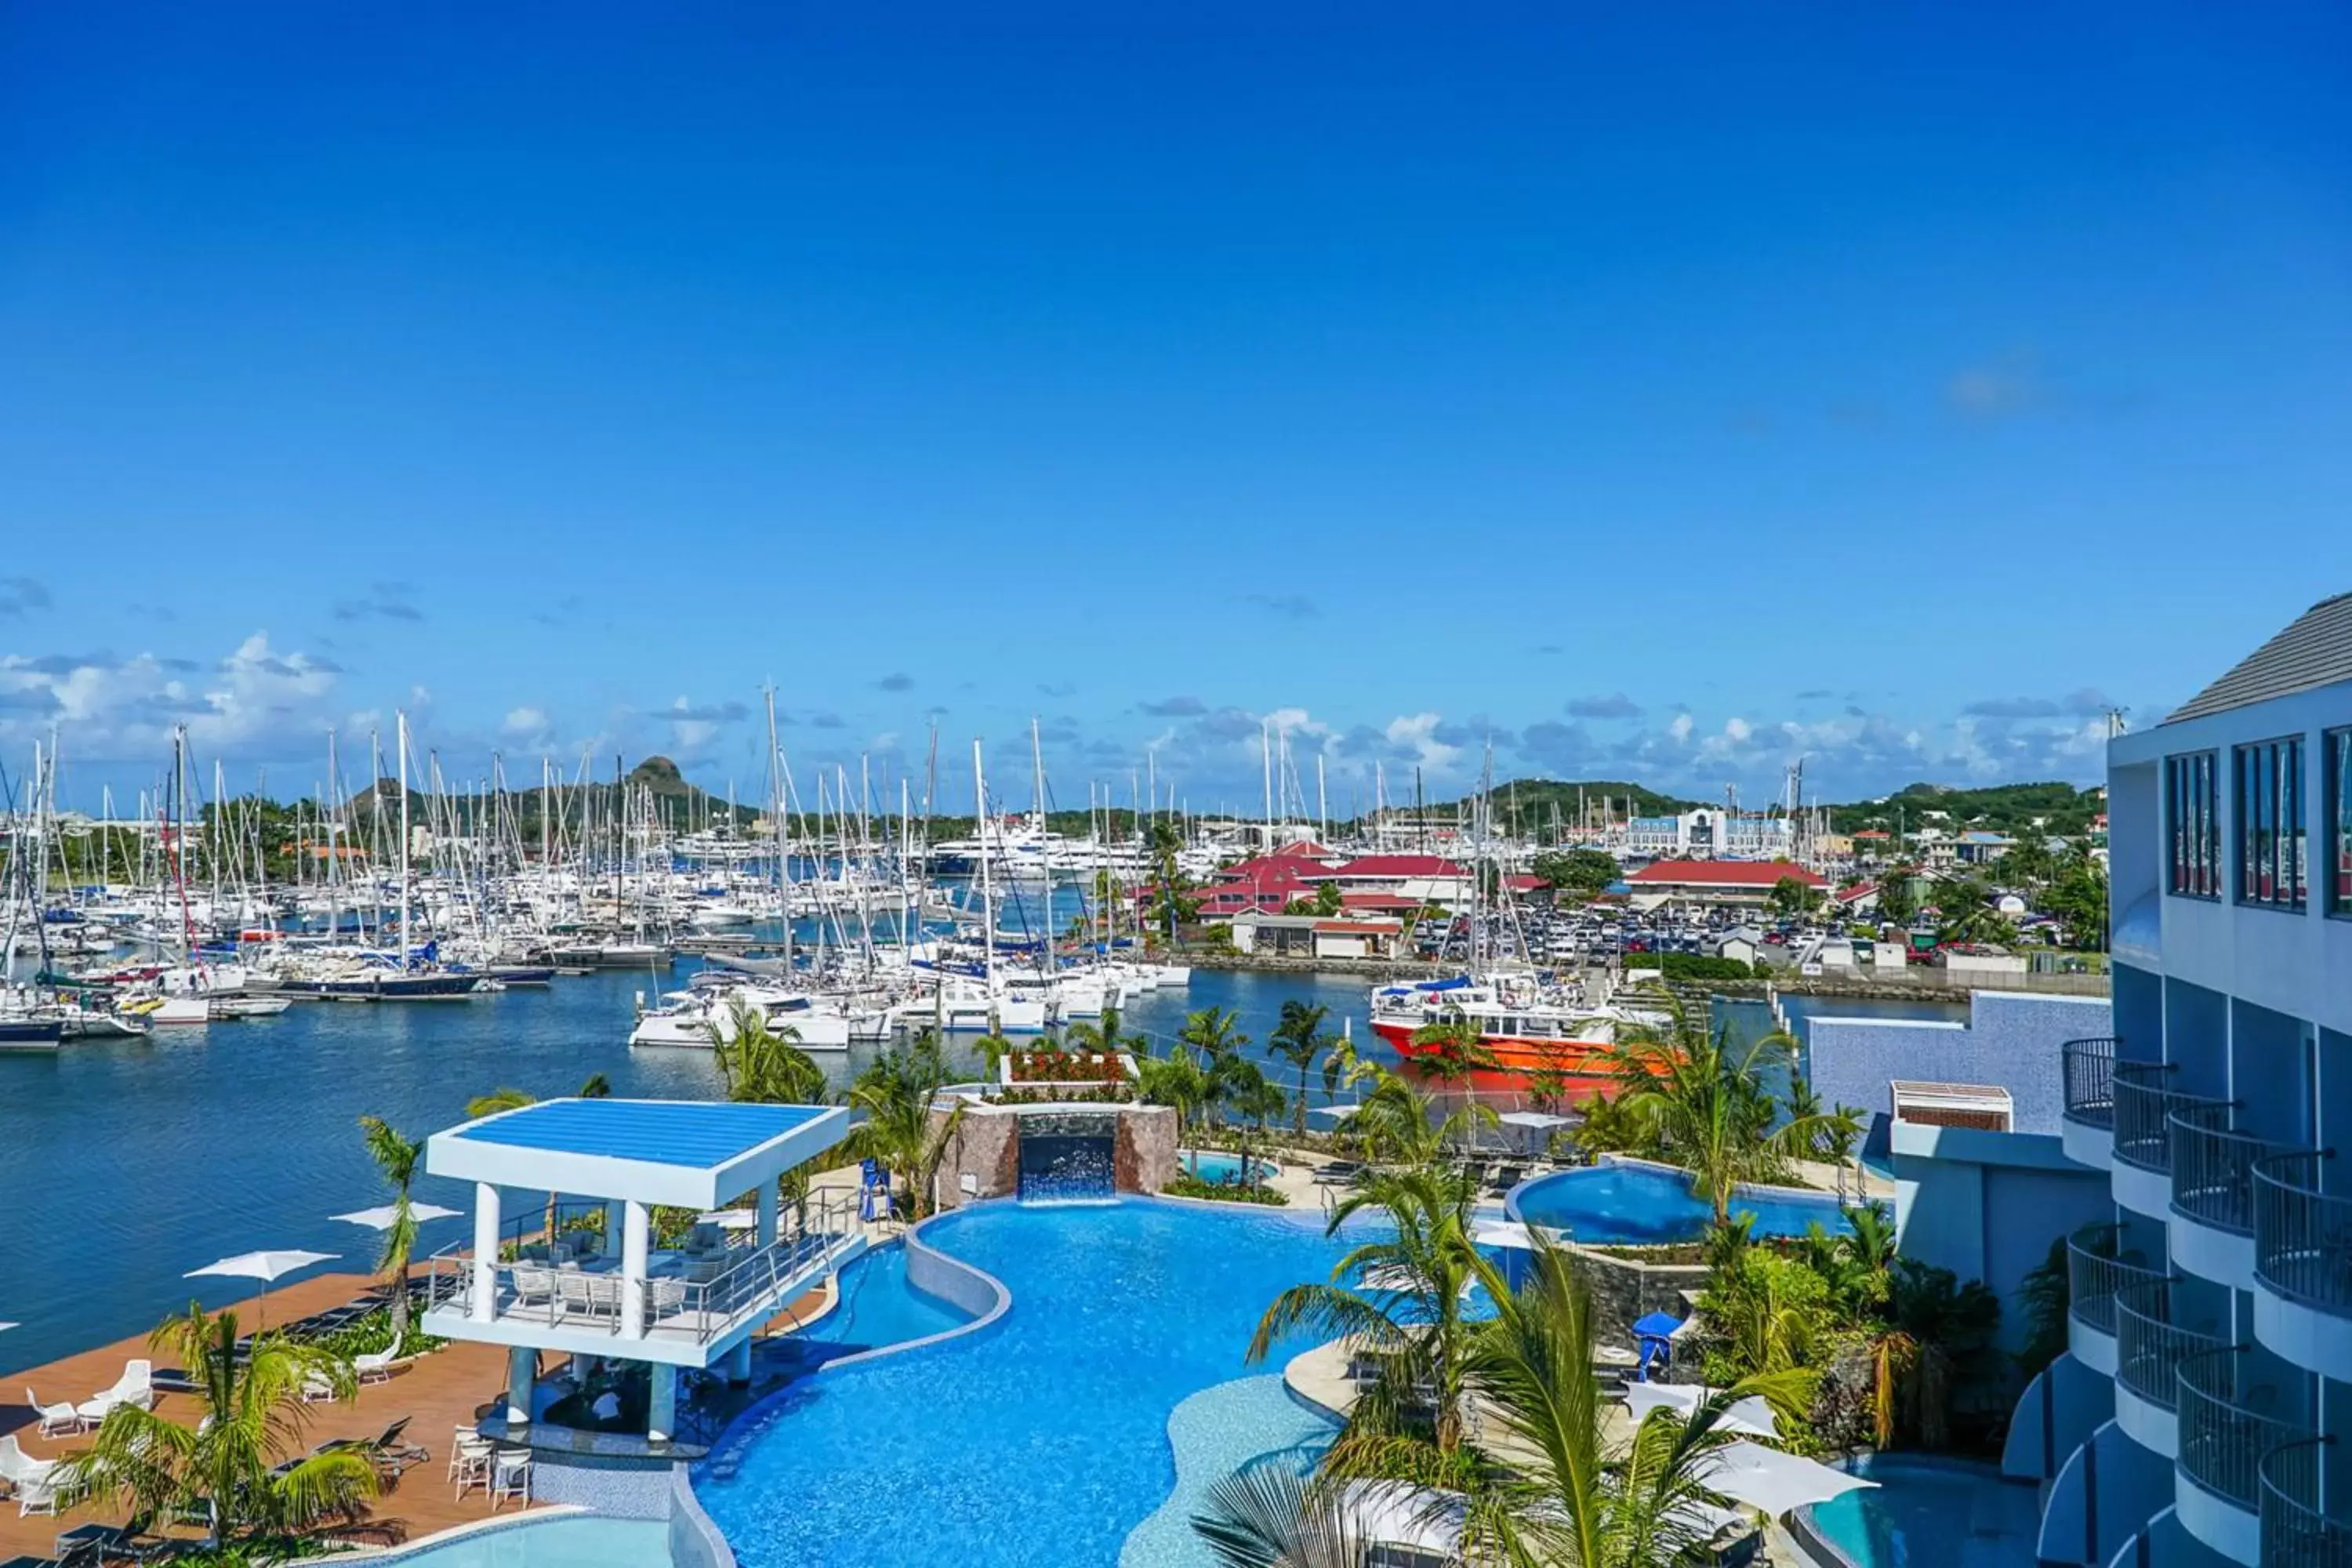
[1623,807,1795,860]
[2020,591,2352,1568]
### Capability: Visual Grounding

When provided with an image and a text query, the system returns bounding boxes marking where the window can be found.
[2330,728,2352,916]
[2166,751,2220,898]
[2234,735,2306,910]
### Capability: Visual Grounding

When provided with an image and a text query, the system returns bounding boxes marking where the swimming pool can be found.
[768,1240,973,1372]
[1798,1454,2038,1568]
[1178,1149,1277,1185]
[383,1515,671,1568]
[1508,1159,1853,1243]
[694,1200,1358,1568]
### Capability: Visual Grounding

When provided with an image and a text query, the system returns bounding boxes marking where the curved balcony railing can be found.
[2176,1348,2311,1511]
[2114,1062,2231,1176]
[2172,1108,2287,1236]
[2254,1151,2352,1316]
[2115,1283,2226,1410]
[2062,1036,2118,1129]
[2067,1222,2168,1337]
[2261,1439,2352,1568]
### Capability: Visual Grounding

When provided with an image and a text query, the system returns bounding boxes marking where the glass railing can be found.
[2176,1348,2310,1511]
[2063,1036,2118,1129]
[2171,1109,2285,1236]
[2114,1062,2230,1175]
[2255,1151,2352,1316]
[2067,1222,2168,1337]
[2114,1282,2225,1410]
[2262,1439,2352,1568]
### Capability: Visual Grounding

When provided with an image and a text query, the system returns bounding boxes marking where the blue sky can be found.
[5,2,2350,813]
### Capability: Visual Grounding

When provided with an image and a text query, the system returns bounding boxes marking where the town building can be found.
[1621,858,1825,913]
[1624,807,1795,861]
[1226,913,1406,960]
[2013,590,2352,1568]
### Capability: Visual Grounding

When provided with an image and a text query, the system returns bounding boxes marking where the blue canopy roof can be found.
[454,1098,830,1170]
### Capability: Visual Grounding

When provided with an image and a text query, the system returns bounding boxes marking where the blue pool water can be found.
[1801,1456,2038,1568]
[1509,1161,1852,1243]
[695,1200,1359,1568]
[383,1515,671,1568]
[1179,1149,1276,1185]
[764,1241,972,1374]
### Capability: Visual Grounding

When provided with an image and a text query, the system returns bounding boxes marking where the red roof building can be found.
[1625,859,1827,909]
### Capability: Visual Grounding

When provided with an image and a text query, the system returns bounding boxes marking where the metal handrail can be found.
[2172,1111,2294,1237]
[2114,1062,2230,1175]
[2254,1150,2352,1314]
[2176,1347,2311,1510]
[2114,1283,2224,1410]
[420,1189,862,1342]
[2261,1439,2351,1568]
[2066,1222,2166,1336]
[2063,1036,2119,1129]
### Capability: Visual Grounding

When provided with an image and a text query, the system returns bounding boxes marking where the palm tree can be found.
[1605,1002,1835,1226]
[1404,1019,1497,1148]
[1191,1459,1381,1568]
[705,995,829,1105]
[1138,1042,1214,1144]
[1221,1058,1287,1191]
[1339,1070,1497,1167]
[1867,1260,2002,1449]
[1457,1237,1806,1568]
[841,1032,966,1220]
[1062,1004,1139,1058]
[1181,1007,1251,1130]
[61,1305,375,1552]
[356,1115,423,1343]
[1247,1166,1487,1474]
[1269,1000,1335,1134]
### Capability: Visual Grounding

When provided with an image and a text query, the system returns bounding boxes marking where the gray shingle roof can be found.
[2165,590,2352,724]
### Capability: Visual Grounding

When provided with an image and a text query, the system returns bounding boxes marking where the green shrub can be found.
[1163,1172,1289,1207]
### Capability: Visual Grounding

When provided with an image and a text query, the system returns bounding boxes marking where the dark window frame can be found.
[2233,734,2306,913]
[2165,751,2221,901]
[2328,726,2352,919]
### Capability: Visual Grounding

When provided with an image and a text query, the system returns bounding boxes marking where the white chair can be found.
[512,1265,555,1311]
[352,1348,397,1385]
[648,1277,688,1322]
[89,1359,154,1415]
[0,1437,62,1519]
[554,1272,595,1322]
[449,1430,494,1497]
[25,1387,85,1439]
[488,1449,532,1511]
[299,1370,339,1404]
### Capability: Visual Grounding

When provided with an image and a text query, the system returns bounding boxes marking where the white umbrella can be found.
[186,1250,339,1328]
[1341,1480,1466,1555]
[695,1209,757,1231]
[1496,1110,1572,1129]
[332,1203,460,1229]
[1473,1218,1541,1250]
[0,1322,16,1332]
[1695,1441,1876,1516]
[1621,1381,1780,1439]
[1306,1102,1361,1122]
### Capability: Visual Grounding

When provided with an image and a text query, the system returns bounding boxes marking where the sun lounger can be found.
[24,1389,85,1439]
[351,1349,397,1385]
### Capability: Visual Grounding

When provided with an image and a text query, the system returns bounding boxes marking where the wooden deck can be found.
[2,1271,535,1560]
[0,1261,847,1563]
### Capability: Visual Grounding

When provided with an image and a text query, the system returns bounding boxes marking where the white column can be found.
[505,1345,535,1429]
[619,1200,649,1339]
[756,1181,779,1247]
[726,1338,753,1385]
[648,1363,678,1446]
[471,1182,501,1323]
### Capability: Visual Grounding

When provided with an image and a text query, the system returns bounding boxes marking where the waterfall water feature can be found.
[1015,1112,1118,1204]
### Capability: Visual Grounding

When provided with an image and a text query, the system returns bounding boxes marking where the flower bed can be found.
[1004,1050,1133,1084]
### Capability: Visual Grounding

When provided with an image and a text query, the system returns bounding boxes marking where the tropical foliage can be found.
[62,1305,375,1551]
[842,1031,965,1220]
[1599,1002,1837,1225]
[355,1115,424,1341]
[705,995,829,1105]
